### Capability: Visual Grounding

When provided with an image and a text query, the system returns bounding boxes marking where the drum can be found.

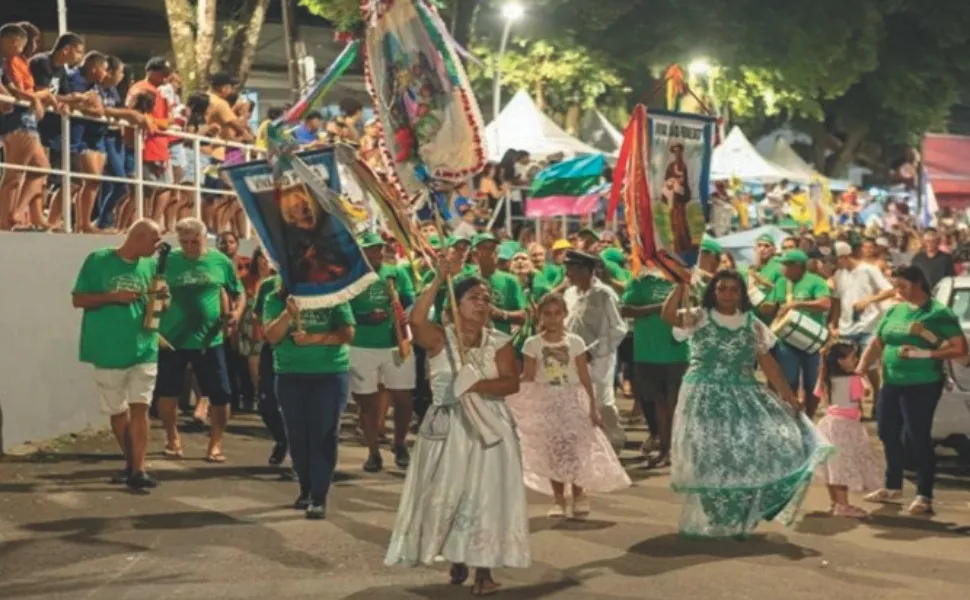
[747,285,767,308]
[772,311,829,354]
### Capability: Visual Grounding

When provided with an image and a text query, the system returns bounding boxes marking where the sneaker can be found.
[363,453,383,473]
[293,493,311,510]
[393,445,410,469]
[110,467,132,484]
[906,496,934,516]
[126,471,158,490]
[863,488,903,503]
[305,504,326,520]
[268,442,287,466]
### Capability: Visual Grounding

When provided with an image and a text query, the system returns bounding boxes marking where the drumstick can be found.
[158,334,174,351]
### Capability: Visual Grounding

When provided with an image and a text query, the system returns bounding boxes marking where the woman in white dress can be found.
[384,254,530,596]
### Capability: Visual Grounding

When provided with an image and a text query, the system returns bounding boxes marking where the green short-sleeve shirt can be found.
[453,268,527,334]
[350,263,416,349]
[262,282,356,374]
[160,249,243,349]
[622,274,688,364]
[877,299,964,385]
[769,272,831,325]
[73,248,159,369]
[543,263,566,288]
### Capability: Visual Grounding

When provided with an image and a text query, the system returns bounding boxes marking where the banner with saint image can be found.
[647,111,715,261]
[223,149,377,308]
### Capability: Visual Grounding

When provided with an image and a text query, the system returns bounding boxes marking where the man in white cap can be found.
[829,240,896,404]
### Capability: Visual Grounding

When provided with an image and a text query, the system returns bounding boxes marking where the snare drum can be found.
[772,311,829,354]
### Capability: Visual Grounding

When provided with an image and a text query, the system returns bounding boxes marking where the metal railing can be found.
[0,91,263,234]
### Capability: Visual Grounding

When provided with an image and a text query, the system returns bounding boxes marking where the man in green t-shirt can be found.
[349,232,418,473]
[766,249,832,416]
[72,219,164,490]
[748,233,784,315]
[154,218,246,463]
[458,233,527,334]
[622,270,687,466]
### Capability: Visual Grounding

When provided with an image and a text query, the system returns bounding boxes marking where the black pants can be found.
[878,381,943,499]
[413,345,432,424]
[257,343,287,446]
[223,338,255,410]
[633,362,687,453]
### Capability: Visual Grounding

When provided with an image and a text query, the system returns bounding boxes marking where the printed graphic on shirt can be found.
[540,344,571,386]
[109,274,147,293]
[300,307,332,328]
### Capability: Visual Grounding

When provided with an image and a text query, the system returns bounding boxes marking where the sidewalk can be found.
[0,413,969,599]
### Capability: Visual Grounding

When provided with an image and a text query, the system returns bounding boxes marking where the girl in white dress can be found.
[508,294,631,519]
[384,254,530,596]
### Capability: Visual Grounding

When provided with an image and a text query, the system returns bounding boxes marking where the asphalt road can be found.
[1,412,969,600]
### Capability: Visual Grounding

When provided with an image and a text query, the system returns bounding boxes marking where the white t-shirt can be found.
[832,262,893,336]
[522,332,587,386]
[673,308,777,356]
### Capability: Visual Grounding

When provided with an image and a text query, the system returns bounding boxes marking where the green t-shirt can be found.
[623,274,688,364]
[73,248,159,369]
[350,263,416,348]
[768,272,831,326]
[542,263,566,288]
[159,249,242,349]
[455,268,527,334]
[877,299,963,385]
[262,285,356,374]
[253,276,277,318]
[524,274,552,305]
[754,256,784,288]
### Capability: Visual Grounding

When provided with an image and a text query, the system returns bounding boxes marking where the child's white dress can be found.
[814,375,883,491]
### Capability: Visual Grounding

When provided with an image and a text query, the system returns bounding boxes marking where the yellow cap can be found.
[551,239,572,251]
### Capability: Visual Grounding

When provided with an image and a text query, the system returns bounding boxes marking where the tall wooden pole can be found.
[281,0,307,101]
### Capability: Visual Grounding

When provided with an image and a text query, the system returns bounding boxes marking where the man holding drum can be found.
[766,249,832,417]
[747,234,785,321]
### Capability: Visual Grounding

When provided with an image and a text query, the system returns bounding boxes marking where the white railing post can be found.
[193,137,202,220]
[244,148,253,239]
[60,115,72,233]
[134,132,145,220]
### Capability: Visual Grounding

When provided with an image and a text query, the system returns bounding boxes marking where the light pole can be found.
[492,3,524,124]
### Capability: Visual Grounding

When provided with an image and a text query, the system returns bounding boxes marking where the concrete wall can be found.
[0,233,258,452]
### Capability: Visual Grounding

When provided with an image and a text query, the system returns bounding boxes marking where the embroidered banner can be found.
[223,149,377,308]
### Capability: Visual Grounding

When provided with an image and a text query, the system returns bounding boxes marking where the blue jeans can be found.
[877,382,943,499]
[775,343,821,413]
[96,134,127,228]
[276,372,350,504]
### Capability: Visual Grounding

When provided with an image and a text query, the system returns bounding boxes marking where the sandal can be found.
[449,563,469,585]
[832,504,869,519]
[863,488,902,504]
[906,496,934,516]
[471,578,501,596]
[205,451,227,463]
[547,501,568,519]
[163,445,184,459]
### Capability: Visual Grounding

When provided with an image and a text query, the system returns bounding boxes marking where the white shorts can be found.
[93,363,158,415]
[349,346,416,395]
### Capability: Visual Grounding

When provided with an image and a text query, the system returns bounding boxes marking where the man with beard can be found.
[72,219,165,489]
[351,232,417,472]
[154,218,245,462]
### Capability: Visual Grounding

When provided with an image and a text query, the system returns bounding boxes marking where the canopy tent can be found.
[485,90,603,161]
[760,135,854,191]
[711,127,800,183]
[578,109,624,156]
[715,225,790,267]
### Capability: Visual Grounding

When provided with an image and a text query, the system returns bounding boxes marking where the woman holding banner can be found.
[385,255,530,596]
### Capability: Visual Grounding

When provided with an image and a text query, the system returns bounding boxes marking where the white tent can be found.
[485,90,603,161]
[762,136,816,180]
[711,126,801,183]
[578,109,624,156]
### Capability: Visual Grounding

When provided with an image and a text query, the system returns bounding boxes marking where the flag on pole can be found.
[525,154,607,217]
[921,165,939,228]
[280,41,360,126]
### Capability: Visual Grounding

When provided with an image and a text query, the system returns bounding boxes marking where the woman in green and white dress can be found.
[662,270,832,539]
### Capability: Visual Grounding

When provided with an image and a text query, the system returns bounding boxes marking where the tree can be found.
[165,0,272,94]
[466,38,628,133]
[299,0,479,48]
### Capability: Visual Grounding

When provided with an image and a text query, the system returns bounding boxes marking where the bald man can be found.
[72,219,166,490]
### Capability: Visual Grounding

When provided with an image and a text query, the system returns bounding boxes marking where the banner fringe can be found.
[294,271,379,310]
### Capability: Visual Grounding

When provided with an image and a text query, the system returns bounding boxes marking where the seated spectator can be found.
[66,51,109,233]
[289,110,325,147]
[0,22,52,231]
[205,72,252,235]
[326,97,362,145]
[114,89,159,230]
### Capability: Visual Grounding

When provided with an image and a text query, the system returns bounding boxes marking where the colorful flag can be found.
[222,149,377,309]
[525,154,607,217]
[920,165,939,228]
[280,41,360,126]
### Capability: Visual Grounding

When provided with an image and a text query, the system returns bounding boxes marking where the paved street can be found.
[1,412,969,600]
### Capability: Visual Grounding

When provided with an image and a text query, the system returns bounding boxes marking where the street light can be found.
[492,3,524,124]
[688,58,712,77]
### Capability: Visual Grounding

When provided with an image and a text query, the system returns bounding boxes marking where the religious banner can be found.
[223,149,378,308]
[361,0,487,204]
[646,110,715,261]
